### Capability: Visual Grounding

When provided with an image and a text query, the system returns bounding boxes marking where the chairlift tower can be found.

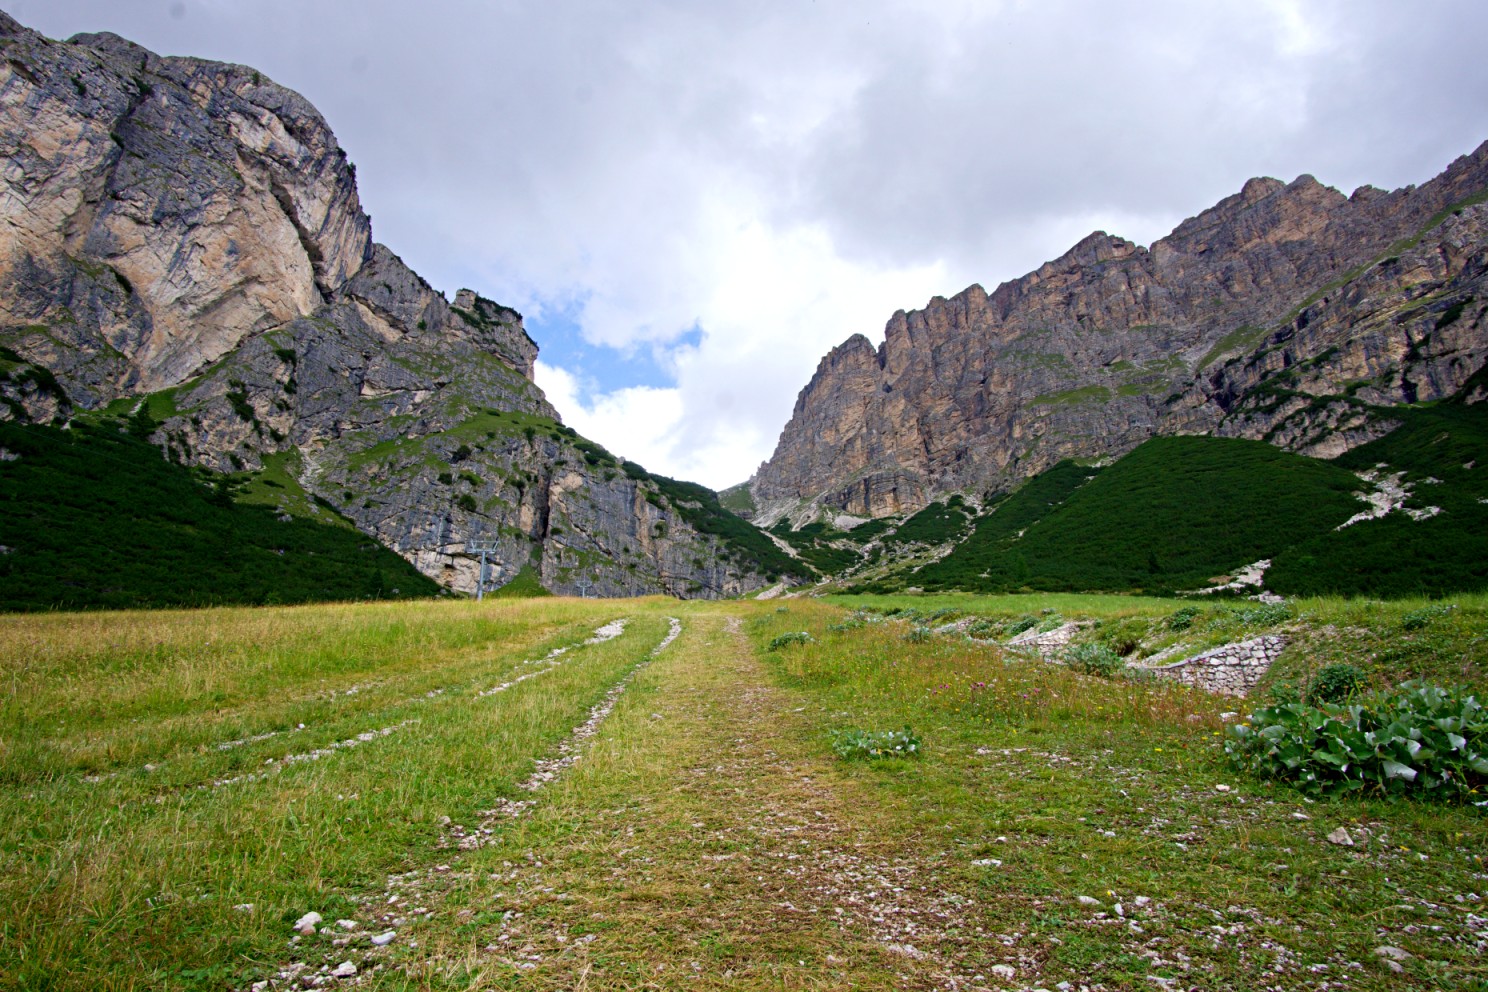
[575,577,594,599]
[467,538,500,601]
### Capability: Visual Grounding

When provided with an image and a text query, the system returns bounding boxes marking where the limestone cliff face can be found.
[0,12,771,598]
[754,144,1488,522]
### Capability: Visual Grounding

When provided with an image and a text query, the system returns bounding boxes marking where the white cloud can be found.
[20,0,1488,491]
[534,360,683,474]
[537,192,952,488]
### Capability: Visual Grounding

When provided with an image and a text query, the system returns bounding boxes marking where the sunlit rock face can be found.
[0,13,773,599]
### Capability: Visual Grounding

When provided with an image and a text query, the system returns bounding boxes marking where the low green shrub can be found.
[1166,605,1203,631]
[1036,612,1066,633]
[966,619,998,638]
[1094,615,1150,656]
[768,631,814,651]
[1266,679,1304,705]
[1306,663,1367,704]
[1063,641,1125,678]
[1003,615,1039,637]
[1226,681,1488,802]
[904,625,932,643]
[1235,602,1293,627]
[830,726,922,761]
[1402,603,1456,631]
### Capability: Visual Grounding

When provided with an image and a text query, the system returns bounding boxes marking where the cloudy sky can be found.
[16,1,1488,488]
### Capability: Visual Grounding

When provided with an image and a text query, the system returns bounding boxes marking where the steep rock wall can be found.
[754,144,1488,522]
[0,13,772,598]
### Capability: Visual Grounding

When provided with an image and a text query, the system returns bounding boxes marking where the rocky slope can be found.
[0,11,783,598]
[752,142,1488,524]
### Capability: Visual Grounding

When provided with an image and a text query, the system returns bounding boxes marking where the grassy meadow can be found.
[2,593,1485,990]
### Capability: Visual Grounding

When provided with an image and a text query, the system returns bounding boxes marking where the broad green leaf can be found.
[1382,760,1417,782]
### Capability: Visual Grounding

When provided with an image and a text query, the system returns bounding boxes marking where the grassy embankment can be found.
[2,593,1485,990]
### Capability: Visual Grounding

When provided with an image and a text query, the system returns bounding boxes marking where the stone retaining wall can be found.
[1144,635,1287,696]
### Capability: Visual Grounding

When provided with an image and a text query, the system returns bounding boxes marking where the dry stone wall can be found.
[1146,635,1287,697]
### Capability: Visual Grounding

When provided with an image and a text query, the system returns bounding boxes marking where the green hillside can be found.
[0,419,441,611]
[1267,384,1488,597]
[905,436,1366,594]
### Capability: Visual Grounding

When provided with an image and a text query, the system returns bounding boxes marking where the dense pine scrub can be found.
[0,419,440,610]
[905,437,1365,594]
[1267,389,1488,597]
[885,460,1099,593]
[879,494,974,547]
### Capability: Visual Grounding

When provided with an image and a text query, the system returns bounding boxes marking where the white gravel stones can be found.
[479,619,629,697]
[211,722,417,789]
[293,911,322,933]
[1327,827,1355,847]
[330,960,357,977]
[1374,945,1412,973]
[990,963,1017,979]
[459,619,682,834]
[370,930,396,946]
[1077,895,1102,907]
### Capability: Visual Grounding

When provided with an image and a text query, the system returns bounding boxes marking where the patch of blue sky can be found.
[526,306,701,395]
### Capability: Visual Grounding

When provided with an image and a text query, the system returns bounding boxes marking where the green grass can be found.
[1198,324,1270,372]
[1029,384,1112,406]
[717,481,756,516]
[0,598,667,990]
[3,595,1485,990]
[745,599,1488,990]
[0,419,439,610]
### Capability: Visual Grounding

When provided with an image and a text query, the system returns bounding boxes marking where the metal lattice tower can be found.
[466,538,500,601]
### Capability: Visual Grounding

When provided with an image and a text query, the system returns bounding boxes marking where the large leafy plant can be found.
[1226,681,1488,803]
[830,726,922,761]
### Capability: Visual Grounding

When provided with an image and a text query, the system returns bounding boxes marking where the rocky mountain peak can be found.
[0,10,784,600]
[753,140,1488,521]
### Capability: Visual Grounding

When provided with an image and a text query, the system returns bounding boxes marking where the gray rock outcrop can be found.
[753,144,1488,523]
[0,12,775,598]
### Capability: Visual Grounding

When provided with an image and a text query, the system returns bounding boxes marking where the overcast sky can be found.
[16,1,1488,488]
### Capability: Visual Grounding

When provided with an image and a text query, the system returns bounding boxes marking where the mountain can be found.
[765,374,1488,600]
[0,10,803,600]
[751,141,1488,527]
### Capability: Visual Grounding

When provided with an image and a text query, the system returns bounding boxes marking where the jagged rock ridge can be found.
[753,142,1488,524]
[0,11,778,598]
